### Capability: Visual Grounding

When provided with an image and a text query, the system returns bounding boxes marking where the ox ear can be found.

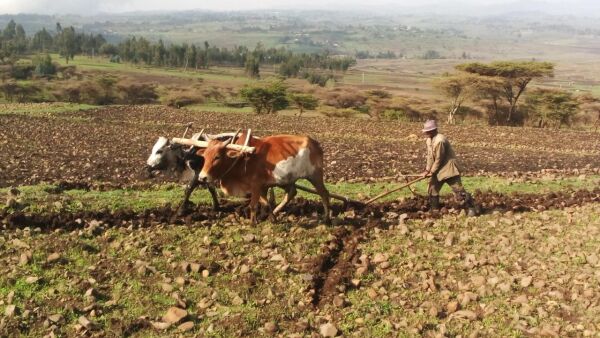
[226,149,242,158]
[195,148,206,156]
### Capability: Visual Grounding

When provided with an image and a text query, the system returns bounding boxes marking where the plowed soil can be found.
[1,105,599,187]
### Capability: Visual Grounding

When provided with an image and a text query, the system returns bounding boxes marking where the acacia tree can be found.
[288,93,318,117]
[457,61,554,124]
[577,93,600,131]
[526,88,579,128]
[433,73,480,124]
[240,81,289,114]
[470,76,505,125]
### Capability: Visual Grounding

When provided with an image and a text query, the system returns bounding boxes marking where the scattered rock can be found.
[190,263,201,273]
[446,301,459,314]
[48,314,64,324]
[4,304,16,318]
[161,283,174,292]
[320,323,338,337]
[520,276,533,288]
[78,316,94,329]
[270,254,284,262]
[264,321,278,333]
[356,266,368,276]
[372,253,387,264]
[46,253,61,263]
[449,310,477,321]
[177,321,194,332]
[444,233,455,247]
[243,234,256,243]
[25,276,39,284]
[19,252,31,266]
[162,307,187,324]
[333,296,345,307]
[151,321,171,330]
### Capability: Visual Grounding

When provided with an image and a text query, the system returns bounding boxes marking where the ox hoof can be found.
[177,205,191,217]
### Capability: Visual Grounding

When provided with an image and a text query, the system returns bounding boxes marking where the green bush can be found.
[240,81,289,114]
[33,54,57,78]
[9,64,35,80]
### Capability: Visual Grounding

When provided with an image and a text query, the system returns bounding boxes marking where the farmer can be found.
[420,119,478,216]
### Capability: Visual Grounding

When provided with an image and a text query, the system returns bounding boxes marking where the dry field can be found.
[1,104,600,337]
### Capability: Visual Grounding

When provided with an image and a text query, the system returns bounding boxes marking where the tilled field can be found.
[1,188,599,337]
[1,105,600,187]
[2,104,600,337]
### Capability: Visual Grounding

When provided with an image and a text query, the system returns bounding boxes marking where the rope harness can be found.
[214,130,253,181]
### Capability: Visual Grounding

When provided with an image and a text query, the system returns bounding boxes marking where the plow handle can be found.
[364,176,427,205]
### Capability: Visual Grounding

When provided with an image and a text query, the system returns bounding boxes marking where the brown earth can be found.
[1,105,600,188]
[2,104,600,337]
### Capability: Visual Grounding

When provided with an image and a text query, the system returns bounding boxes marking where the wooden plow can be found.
[171,126,426,209]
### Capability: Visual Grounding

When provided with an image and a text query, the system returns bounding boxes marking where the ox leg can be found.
[308,173,331,225]
[249,187,261,225]
[207,184,220,211]
[273,184,297,215]
[259,187,274,222]
[268,188,276,210]
[177,171,200,216]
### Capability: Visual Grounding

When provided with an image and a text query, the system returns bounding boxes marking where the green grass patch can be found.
[0,103,97,116]
[2,175,598,214]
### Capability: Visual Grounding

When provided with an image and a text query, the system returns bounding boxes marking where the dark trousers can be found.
[428,175,473,206]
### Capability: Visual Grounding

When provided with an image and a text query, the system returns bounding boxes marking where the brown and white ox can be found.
[198,132,331,224]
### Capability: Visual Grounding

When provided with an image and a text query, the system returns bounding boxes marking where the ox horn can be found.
[223,129,241,147]
[182,122,193,138]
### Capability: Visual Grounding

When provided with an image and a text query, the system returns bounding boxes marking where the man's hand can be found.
[420,171,431,178]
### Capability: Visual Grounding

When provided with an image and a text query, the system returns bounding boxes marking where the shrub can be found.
[164,92,205,108]
[10,64,35,80]
[321,108,358,118]
[302,71,335,87]
[78,81,104,105]
[367,89,392,99]
[382,107,421,122]
[0,82,42,102]
[117,82,158,104]
[56,65,79,80]
[58,86,82,103]
[33,54,57,78]
[324,90,367,109]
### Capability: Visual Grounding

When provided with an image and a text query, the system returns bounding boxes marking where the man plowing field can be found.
[420,120,478,216]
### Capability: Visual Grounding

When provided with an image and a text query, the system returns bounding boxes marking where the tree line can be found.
[0,19,355,78]
[0,20,106,64]
[110,37,355,78]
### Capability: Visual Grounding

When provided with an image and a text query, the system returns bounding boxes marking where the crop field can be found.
[1,104,600,337]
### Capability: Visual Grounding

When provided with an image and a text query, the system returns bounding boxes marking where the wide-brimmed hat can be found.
[422,119,438,133]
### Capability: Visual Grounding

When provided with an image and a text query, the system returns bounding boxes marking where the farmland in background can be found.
[1,7,600,337]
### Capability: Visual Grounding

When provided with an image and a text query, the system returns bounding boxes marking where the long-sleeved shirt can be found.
[426,133,461,181]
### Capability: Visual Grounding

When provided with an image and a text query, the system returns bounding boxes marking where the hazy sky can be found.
[0,0,596,15]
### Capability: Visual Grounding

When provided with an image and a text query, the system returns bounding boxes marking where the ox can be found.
[146,133,241,214]
[198,132,331,224]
